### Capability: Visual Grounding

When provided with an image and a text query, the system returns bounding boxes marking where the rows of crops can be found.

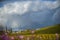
[0,31,60,40]
[5,34,59,40]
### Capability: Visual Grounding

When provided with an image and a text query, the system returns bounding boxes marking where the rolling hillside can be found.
[16,24,60,35]
[35,24,60,34]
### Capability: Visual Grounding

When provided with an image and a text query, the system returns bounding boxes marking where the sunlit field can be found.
[0,31,60,40]
[0,24,60,40]
[6,33,60,40]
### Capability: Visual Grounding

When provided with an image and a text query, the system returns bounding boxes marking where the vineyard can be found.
[0,24,60,40]
[7,34,60,40]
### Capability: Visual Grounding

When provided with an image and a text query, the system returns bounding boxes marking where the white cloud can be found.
[43,1,59,9]
[0,1,31,26]
[11,20,19,28]
[27,1,59,12]
[0,18,7,26]
[0,1,31,15]
[0,1,59,28]
[0,1,59,15]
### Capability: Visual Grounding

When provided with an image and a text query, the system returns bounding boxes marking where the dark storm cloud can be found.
[0,0,60,31]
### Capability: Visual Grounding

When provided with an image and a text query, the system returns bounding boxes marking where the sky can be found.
[0,0,60,31]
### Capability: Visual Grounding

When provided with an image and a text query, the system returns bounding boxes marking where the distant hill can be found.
[18,24,60,35]
[35,24,60,34]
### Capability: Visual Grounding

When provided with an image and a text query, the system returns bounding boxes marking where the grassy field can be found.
[7,24,60,40]
[0,24,60,40]
[35,24,60,34]
[8,34,60,40]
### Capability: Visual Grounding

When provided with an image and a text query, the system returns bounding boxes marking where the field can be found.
[7,33,60,40]
[7,24,60,40]
[0,24,60,40]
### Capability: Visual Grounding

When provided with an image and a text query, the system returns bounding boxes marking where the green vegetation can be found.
[0,24,60,40]
[35,24,60,34]
[11,24,60,35]
[8,34,60,40]
[7,24,60,40]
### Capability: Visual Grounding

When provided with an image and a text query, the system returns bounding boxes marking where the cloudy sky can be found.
[0,0,60,31]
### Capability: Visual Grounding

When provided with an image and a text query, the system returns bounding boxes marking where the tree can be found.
[0,25,4,35]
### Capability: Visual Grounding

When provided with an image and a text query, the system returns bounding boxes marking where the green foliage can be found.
[8,34,60,40]
[9,24,60,35]
[35,24,60,34]
[0,25,4,35]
